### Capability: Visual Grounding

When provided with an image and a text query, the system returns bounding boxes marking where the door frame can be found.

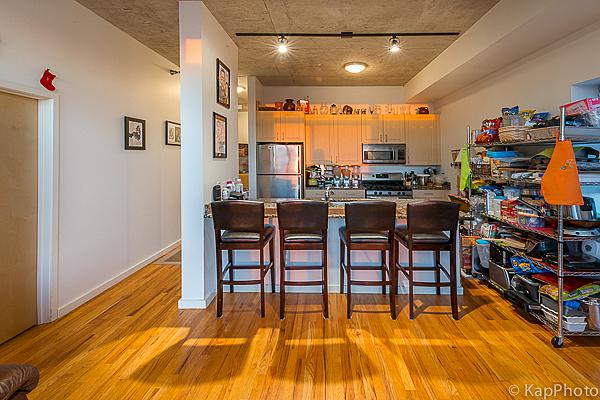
[0,80,60,324]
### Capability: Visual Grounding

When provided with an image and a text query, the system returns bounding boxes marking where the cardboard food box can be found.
[562,97,600,116]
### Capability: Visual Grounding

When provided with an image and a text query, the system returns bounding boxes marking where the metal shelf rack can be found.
[465,111,600,347]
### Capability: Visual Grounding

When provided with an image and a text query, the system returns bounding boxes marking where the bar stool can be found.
[211,200,276,318]
[339,201,397,319]
[277,201,329,319]
[394,200,460,320]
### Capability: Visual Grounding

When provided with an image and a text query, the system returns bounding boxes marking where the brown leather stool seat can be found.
[277,201,329,319]
[211,200,276,317]
[394,200,460,320]
[339,201,397,319]
[0,364,39,400]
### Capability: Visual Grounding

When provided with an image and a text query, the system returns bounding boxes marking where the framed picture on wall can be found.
[213,112,227,159]
[216,58,230,109]
[165,120,181,146]
[124,116,146,150]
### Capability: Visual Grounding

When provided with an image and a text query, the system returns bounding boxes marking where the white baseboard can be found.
[57,239,181,318]
[178,290,216,309]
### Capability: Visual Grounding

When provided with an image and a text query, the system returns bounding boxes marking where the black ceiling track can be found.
[235,31,460,38]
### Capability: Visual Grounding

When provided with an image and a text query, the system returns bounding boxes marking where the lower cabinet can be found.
[412,189,450,200]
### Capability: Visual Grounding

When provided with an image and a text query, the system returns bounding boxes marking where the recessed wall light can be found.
[344,62,367,74]
[237,85,246,94]
[277,36,288,54]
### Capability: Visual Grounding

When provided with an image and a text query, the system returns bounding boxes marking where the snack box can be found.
[562,97,600,116]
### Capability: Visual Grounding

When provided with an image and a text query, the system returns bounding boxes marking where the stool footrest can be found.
[349,279,391,286]
[221,279,261,285]
[284,280,324,286]
[284,265,324,271]
[410,281,452,288]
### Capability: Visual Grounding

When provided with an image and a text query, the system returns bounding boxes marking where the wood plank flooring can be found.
[1,261,600,399]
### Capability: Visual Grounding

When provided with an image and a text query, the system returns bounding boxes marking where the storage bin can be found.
[541,296,587,323]
[489,260,514,291]
[476,239,491,270]
[582,297,600,331]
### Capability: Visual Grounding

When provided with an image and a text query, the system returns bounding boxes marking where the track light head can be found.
[277,36,289,54]
[389,36,401,53]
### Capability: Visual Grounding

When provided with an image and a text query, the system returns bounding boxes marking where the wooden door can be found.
[305,115,333,164]
[406,114,440,165]
[382,115,405,143]
[335,115,362,165]
[0,91,38,344]
[257,111,280,142]
[280,111,305,142]
[361,115,381,143]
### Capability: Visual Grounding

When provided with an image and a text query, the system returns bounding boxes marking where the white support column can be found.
[247,76,262,199]
[178,1,207,309]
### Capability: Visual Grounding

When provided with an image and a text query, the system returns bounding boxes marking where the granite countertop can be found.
[205,198,423,219]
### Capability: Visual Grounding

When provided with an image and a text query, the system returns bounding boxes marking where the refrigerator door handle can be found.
[297,175,302,198]
[297,146,301,173]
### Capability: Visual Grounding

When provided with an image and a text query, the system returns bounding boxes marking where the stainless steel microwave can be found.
[362,144,406,164]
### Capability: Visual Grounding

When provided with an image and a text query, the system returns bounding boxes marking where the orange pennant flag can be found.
[541,139,583,206]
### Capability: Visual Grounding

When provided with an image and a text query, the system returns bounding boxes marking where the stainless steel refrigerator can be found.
[257,143,303,199]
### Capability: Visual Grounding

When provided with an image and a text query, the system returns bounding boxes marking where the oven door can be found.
[362,144,405,164]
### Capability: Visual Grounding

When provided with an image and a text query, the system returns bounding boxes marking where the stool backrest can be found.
[407,200,459,234]
[345,201,396,232]
[211,200,265,232]
[277,201,328,232]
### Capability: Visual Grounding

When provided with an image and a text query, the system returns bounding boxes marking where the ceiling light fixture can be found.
[344,62,367,74]
[389,36,401,53]
[237,85,246,94]
[277,35,289,54]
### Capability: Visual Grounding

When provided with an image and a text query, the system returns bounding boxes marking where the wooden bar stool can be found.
[394,200,460,320]
[277,201,329,319]
[339,201,397,319]
[211,200,276,318]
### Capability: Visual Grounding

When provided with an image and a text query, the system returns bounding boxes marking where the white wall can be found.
[238,111,248,143]
[0,0,181,316]
[178,1,238,309]
[435,21,600,187]
[263,86,405,105]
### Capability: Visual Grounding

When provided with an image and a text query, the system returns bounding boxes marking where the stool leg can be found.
[216,247,224,318]
[346,245,352,319]
[260,247,265,318]
[435,249,441,296]
[390,247,397,320]
[408,247,414,320]
[279,239,286,320]
[450,244,459,320]
[381,250,387,295]
[339,239,345,294]
[228,250,234,293]
[269,240,276,294]
[394,240,399,296]
[322,241,329,319]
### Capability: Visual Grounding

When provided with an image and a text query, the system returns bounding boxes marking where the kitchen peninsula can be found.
[203,198,462,296]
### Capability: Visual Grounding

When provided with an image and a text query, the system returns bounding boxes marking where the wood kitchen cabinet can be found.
[362,115,405,144]
[305,115,362,165]
[257,111,305,142]
[305,115,334,164]
[406,114,440,165]
[334,115,362,164]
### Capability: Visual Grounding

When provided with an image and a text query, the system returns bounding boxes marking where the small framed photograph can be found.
[213,112,227,159]
[124,116,145,150]
[165,120,181,146]
[216,58,230,109]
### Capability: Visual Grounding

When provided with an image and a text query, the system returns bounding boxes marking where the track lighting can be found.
[277,36,288,54]
[389,36,401,53]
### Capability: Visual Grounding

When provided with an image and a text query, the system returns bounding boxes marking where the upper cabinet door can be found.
[382,115,406,143]
[257,111,280,142]
[406,114,440,165]
[280,111,306,142]
[335,115,362,165]
[361,115,381,143]
[305,115,333,164]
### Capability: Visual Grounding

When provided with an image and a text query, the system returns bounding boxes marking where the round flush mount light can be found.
[237,85,246,94]
[277,36,289,54]
[344,62,367,74]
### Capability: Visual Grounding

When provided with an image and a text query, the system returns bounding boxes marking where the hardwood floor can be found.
[1,261,600,399]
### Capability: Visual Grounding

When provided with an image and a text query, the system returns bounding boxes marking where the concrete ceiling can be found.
[76,0,500,86]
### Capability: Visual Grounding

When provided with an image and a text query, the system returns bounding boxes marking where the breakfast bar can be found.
[203,199,463,297]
